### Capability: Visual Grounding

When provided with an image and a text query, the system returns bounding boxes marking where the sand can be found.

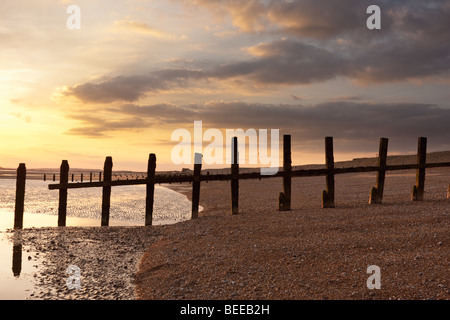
[4,167,449,300]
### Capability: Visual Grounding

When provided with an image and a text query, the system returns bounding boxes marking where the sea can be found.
[0,179,193,230]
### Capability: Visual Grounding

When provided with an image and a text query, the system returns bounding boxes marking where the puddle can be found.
[0,212,145,300]
[0,207,199,300]
[0,232,36,300]
[0,180,199,299]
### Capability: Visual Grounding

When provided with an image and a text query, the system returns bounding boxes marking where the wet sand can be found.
[2,168,449,300]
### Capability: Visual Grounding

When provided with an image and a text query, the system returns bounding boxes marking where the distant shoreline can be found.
[1,150,449,175]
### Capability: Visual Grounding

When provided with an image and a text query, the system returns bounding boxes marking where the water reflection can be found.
[11,232,22,278]
[0,180,193,226]
[12,242,22,277]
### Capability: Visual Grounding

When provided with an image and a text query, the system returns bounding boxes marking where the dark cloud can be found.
[111,103,198,124]
[180,0,450,40]
[65,70,205,103]
[66,40,348,103]
[178,0,399,38]
[64,1,450,103]
[65,114,149,137]
[211,40,348,84]
[264,0,378,39]
[66,101,450,153]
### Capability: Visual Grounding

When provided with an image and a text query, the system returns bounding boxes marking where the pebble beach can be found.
[3,166,449,300]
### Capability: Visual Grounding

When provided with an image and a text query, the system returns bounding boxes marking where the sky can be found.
[1,0,449,171]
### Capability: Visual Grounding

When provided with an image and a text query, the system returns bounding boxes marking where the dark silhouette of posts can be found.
[43,174,46,182]
[279,135,292,211]
[322,137,335,208]
[192,153,202,219]
[231,137,239,215]
[145,154,156,226]
[90,172,93,182]
[53,174,56,182]
[99,172,102,182]
[81,173,83,182]
[370,138,389,204]
[412,137,427,201]
[71,173,74,182]
[14,164,26,229]
[12,241,22,277]
[101,157,113,226]
[58,160,69,227]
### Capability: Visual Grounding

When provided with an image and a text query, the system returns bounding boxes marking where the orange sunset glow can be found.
[1,0,449,304]
[1,0,449,171]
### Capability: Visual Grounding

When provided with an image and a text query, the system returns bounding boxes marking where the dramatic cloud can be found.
[66,101,450,152]
[4,0,449,170]
[66,26,450,104]
[65,39,349,103]
[178,0,449,39]
[177,0,393,38]
[212,40,348,84]
[65,0,450,104]
[65,113,150,137]
[65,70,206,103]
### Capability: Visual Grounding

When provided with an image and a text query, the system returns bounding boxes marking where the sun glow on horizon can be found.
[0,1,449,171]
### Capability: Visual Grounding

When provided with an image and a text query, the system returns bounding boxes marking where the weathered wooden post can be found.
[14,164,26,229]
[192,153,202,219]
[58,160,69,227]
[90,172,93,183]
[322,137,335,208]
[71,173,74,182]
[43,174,46,182]
[279,135,292,211]
[370,138,389,204]
[412,137,427,201]
[101,157,113,226]
[53,174,56,182]
[80,173,83,183]
[99,172,102,182]
[145,154,156,226]
[231,137,239,215]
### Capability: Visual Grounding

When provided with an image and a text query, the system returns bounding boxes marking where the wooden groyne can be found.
[8,136,450,229]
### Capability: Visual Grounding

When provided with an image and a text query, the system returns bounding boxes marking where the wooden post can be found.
[71,173,74,182]
[370,138,389,204]
[231,137,239,215]
[192,153,202,219]
[447,184,450,199]
[101,157,113,226]
[279,135,292,211]
[80,173,83,183]
[412,137,427,201]
[58,160,69,227]
[99,172,102,182]
[43,174,46,182]
[14,164,26,229]
[145,154,156,226]
[322,137,335,208]
[53,174,55,182]
[90,172,93,183]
